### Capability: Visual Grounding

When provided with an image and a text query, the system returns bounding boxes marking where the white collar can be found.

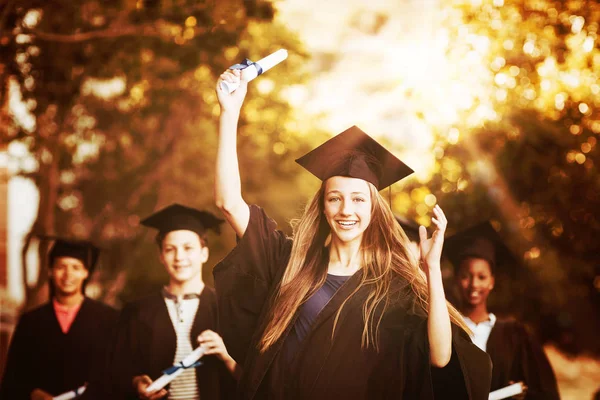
[464,313,496,327]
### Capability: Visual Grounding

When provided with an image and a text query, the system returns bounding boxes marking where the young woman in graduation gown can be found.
[108,204,238,400]
[212,69,492,400]
[0,238,119,400]
[446,222,560,400]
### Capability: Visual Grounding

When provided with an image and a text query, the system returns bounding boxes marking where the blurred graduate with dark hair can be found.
[446,222,560,400]
[0,237,119,400]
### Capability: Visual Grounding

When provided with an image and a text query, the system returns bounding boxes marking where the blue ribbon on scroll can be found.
[162,360,203,376]
[229,58,264,76]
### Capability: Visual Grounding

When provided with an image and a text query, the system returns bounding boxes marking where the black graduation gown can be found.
[0,298,119,400]
[214,205,492,400]
[486,319,560,400]
[109,286,233,400]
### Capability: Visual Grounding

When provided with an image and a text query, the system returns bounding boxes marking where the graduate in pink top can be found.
[0,236,118,400]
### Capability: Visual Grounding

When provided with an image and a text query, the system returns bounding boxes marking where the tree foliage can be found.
[1,0,598,356]
[0,0,312,306]
[402,0,600,354]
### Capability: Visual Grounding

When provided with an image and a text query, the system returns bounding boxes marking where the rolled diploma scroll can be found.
[488,382,525,400]
[220,49,288,93]
[145,346,205,393]
[53,386,86,400]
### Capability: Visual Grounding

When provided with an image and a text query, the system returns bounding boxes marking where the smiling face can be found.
[159,230,208,284]
[457,257,495,307]
[323,176,372,245]
[49,257,89,296]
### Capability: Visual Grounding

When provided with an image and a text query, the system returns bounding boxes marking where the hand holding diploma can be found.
[489,382,526,400]
[219,49,288,94]
[197,330,241,380]
[143,346,205,395]
[216,49,288,114]
[217,69,248,114]
[31,388,53,400]
[197,330,230,360]
[134,375,167,400]
[52,386,86,400]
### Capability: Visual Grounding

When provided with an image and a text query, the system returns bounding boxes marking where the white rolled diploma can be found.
[53,385,86,400]
[145,346,205,394]
[488,382,525,400]
[220,49,288,93]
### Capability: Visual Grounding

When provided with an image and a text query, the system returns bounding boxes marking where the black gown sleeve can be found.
[213,204,293,366]
[440,325,493,400]
[80,303,120,400]
[0,314,35,399]
[409,320,492,400]
[214,204,292,285]
[370,311,491,400]
[106,304,145,400]
[514,323,560,400]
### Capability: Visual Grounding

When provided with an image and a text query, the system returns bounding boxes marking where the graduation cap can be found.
[36,235,101,273]
[395,215,421,242]
[295,126,414,190]
[140,203,224,237]
[444,221,518,275]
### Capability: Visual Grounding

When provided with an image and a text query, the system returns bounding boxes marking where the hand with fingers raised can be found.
[420,204,453,368]
[419,204,448,271]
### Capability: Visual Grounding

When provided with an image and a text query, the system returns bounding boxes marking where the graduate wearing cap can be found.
[445,222,560,400]
[213,70,491,399]
[109,204,237,400]
[0,237,119,400]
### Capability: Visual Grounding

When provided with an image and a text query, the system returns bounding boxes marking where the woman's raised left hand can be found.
[419,204,448,271]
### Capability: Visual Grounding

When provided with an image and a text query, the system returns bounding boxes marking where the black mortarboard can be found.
[444,221,518,274]
[140,203,224,236]
[37,235,101,272]
[295,126,414,190]
[395,215,421,242]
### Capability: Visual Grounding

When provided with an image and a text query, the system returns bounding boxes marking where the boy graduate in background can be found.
[445,222,560,400]
[0,236,119,400]
[109,204,238,400]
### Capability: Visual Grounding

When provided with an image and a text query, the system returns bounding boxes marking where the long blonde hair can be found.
[259,181,469,352]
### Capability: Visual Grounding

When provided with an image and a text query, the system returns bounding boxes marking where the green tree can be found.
[400,0,600,354]
[0,0,312,308]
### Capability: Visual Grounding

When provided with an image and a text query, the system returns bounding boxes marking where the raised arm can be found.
[215,69,251,237]
[419,205,452,367]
